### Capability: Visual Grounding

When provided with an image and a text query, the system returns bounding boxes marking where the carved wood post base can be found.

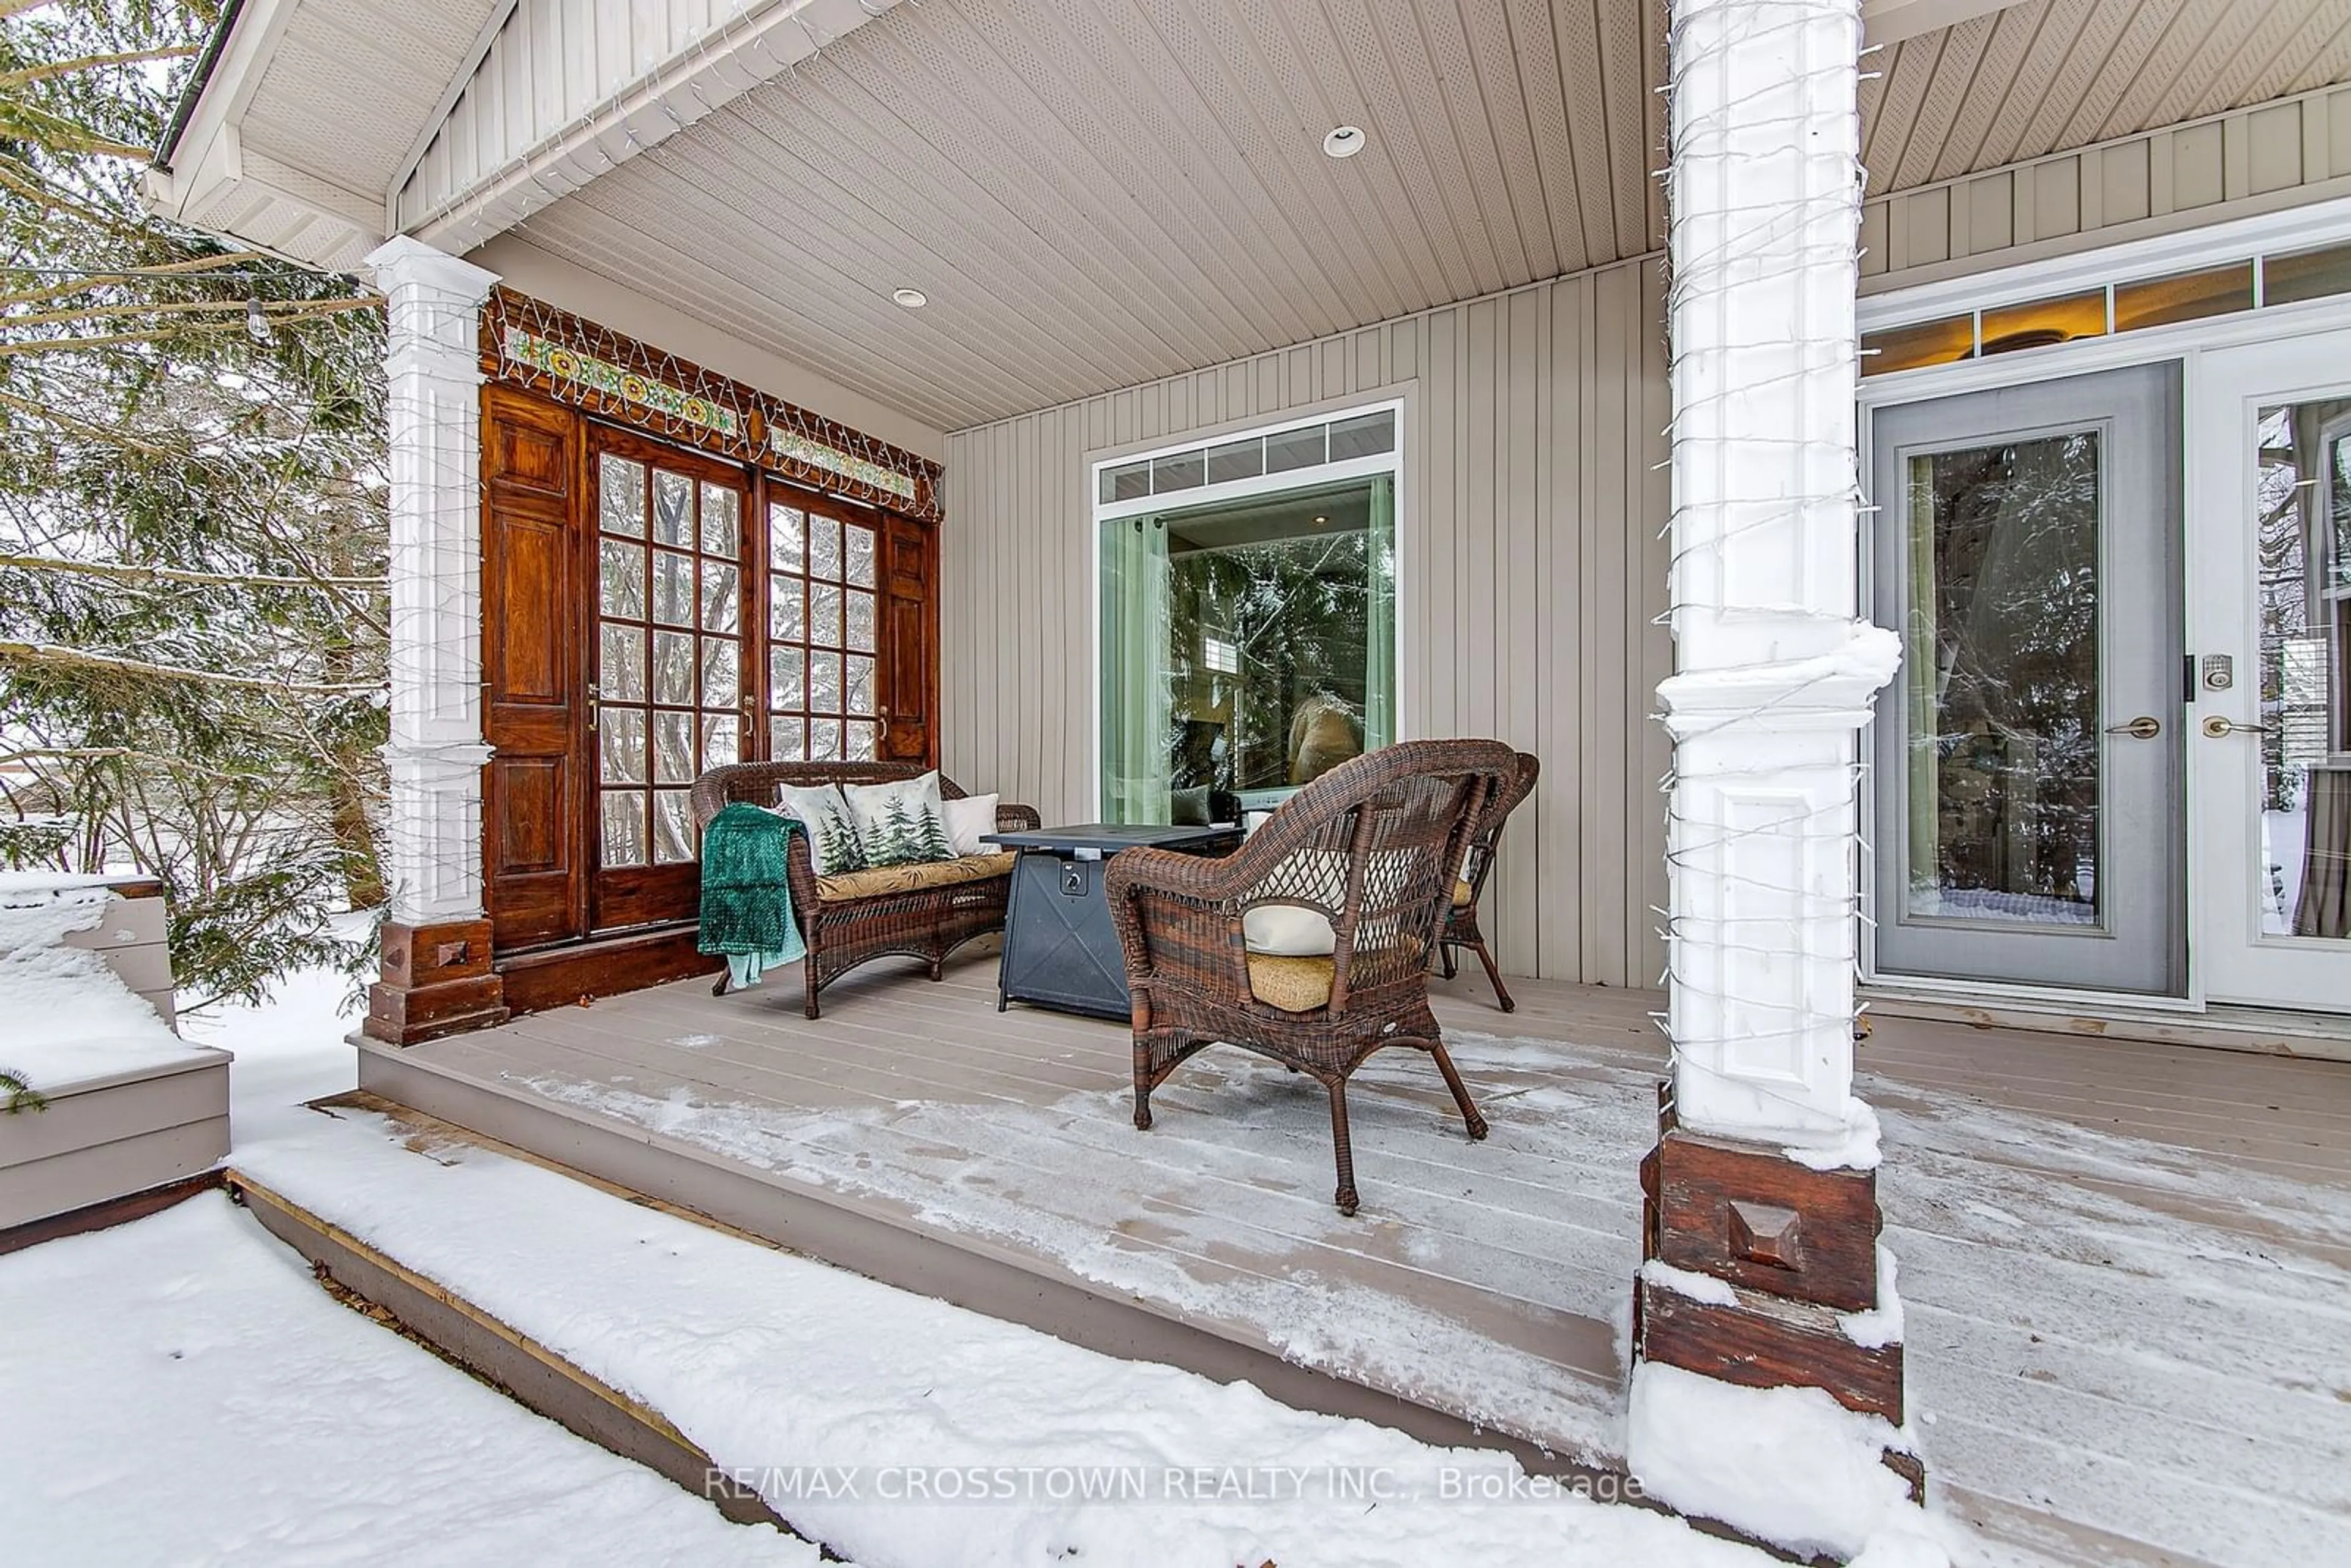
[366,918,509,1045]
[1634,1090,1922,1504]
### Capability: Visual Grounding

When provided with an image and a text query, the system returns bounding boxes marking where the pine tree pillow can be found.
[771,782,866,876]
[842,771,954,868]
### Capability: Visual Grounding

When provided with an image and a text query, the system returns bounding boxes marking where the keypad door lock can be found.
[2200,654,2235,692]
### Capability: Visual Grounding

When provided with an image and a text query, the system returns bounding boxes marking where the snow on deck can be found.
[375,960,2351,1567]
[0,1191,820,1566]
[0,877,212,1092]
[227,1101,1773,1568]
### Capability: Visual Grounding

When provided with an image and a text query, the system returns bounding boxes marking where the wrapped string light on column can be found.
[1629,4,1928,1551]
[362,237,502,933]
[1654,0,1899,1156]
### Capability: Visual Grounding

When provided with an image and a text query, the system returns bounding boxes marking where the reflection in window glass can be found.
[599,456,645,536]
[2115,263,2252,334]
[1205,438,1263,485]
[1101,476,1396,825]
[2251,402,2351,939]
[1265,425,1327,473]
[1327,410,1395,460]
[1903,435,2102,926]
[1153,451,1205,493]
[602,791,647,868]
[2263,242,2351,308]
[1979,292,2106,356]
[1861,315,1974,377]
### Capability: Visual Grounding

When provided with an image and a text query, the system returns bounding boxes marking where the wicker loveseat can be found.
[688,760,1040,1018]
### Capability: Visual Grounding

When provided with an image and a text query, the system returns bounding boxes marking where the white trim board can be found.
[1084,396,1409,822]
[1857,192,2351,336]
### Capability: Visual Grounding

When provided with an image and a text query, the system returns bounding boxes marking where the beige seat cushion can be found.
[1452,877,1474,907]
[1245,953,1335,1013]
[816,852,1011,902]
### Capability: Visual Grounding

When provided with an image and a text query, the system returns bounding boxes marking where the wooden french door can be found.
[481,391,940,955]
[757,482,936,765]
[587,427,751,933]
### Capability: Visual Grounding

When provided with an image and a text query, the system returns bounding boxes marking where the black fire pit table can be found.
[983,822,1241,1019]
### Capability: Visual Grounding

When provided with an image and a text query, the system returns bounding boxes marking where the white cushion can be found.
[1242,903,1337,956]
[1241,846,1348,956]
[940,792,1000,857]
[841,770,953,866]
[770,782,864,876]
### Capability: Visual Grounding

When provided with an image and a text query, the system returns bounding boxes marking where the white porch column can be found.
[1659,0,1895,1150]
[1629,2,1924,1558]
[363,237,500,928]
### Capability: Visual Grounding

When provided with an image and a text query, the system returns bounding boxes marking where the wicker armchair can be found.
[688,760,1040,1019]
[1104,740,1517,1215]
[1436,751,1540,1011]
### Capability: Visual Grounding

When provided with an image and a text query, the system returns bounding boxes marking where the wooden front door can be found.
[482,387,585,950]
[586,426,752,934]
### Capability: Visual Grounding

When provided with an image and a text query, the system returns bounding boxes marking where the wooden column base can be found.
[366,917,509,1045]
[1634,1089,1922,1502]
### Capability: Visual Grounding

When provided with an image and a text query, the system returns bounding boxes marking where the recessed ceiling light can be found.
[892,287,928,309]
[1312,515,1329,525]
[1322,126,1365,159]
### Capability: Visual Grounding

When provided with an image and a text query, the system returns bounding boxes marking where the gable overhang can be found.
[143,0,906,276]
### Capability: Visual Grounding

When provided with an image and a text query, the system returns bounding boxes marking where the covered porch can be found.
[355,953,2351,1567]
[144,0,2351,1559]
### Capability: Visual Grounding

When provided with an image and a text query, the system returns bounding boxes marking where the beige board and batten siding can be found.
[940,259,1670,991]
[1864,83,2351,291]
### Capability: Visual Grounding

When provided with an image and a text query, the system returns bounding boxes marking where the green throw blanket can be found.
[698,803,808,988]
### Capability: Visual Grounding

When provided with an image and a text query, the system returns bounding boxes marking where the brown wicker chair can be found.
[688,760,1040,1019]
[1104,739,1517,1216]
[1436,750,1540,1012]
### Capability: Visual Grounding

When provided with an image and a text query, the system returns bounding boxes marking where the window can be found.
[1097,405,1401,825]
[767,497,881,762]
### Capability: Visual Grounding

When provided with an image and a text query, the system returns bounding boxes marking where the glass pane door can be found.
[1869,364,2183,994]
[1899,433,2103,928]
[765,495,881,762]
[2191,331,2351,1010]
[591,438,745,928]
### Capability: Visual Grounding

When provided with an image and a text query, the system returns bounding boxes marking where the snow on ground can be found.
[4,958,1783,1567]
[0,876,214,1090]
[0,1191,823,1568]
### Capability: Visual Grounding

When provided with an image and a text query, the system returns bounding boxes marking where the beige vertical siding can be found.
[940,258,1670,989]
[1862,83,2351,293]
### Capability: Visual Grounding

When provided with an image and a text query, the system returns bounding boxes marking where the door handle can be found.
[2104,715,2162,740]
[2202,716,2270,738]
[877,703,890,743]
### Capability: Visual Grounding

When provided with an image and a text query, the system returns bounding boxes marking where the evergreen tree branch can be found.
[0,553,384,589]
[0,640,384,696]
[0,46,202,89]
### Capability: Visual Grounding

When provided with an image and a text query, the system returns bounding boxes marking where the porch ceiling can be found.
[508,0,2351,432]
[155,1,2351,432]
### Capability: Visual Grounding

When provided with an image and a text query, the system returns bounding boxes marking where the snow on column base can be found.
[1626,1361,1940,1564]
[1633,1097,1925,1556]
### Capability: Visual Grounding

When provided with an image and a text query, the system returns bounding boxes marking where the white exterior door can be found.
[1868,365,2186,995]
[2191,331,2351,1010]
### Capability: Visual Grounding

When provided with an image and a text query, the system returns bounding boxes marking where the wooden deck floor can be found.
[358,948,2351,1568]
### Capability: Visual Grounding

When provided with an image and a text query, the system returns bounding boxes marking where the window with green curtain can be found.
[1100,473,1398,825]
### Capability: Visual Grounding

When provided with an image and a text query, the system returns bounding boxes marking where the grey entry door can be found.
[1869,362,2184,995]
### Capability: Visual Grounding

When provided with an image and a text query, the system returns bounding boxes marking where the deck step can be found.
[224,1165,797,1537]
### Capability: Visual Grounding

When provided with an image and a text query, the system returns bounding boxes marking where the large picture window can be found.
[1096,404,1400,825]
